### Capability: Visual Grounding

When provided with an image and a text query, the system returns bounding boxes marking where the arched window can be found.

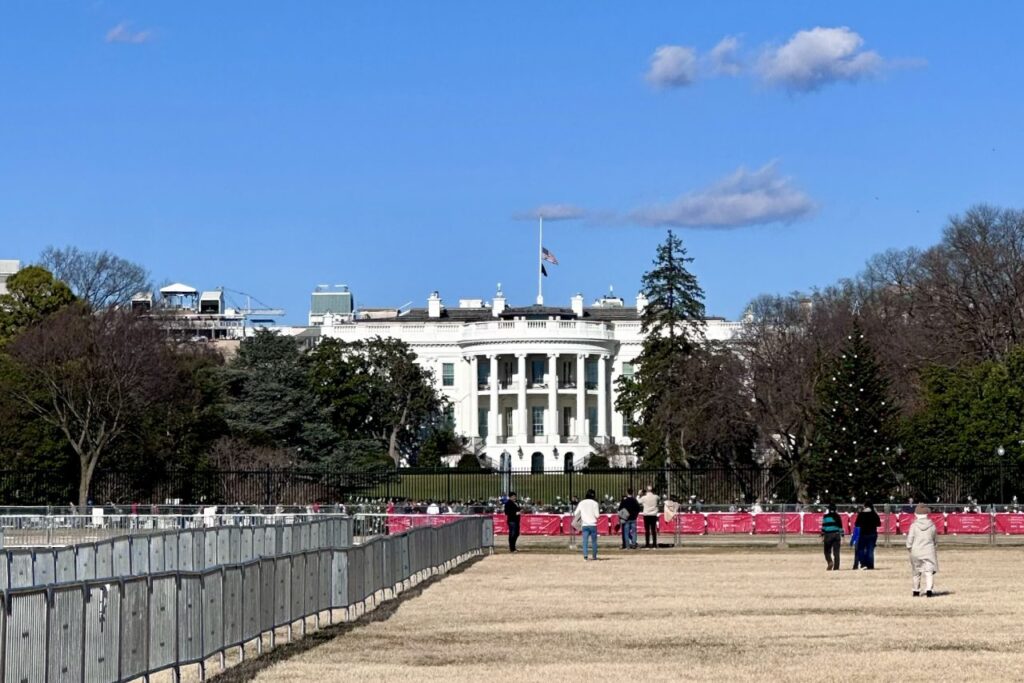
[531,452,545,474]
[563,452,575,473]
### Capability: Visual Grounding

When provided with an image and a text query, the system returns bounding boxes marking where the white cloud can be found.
[514,204,587,221]
[105,22,153,44]
[758,27,883,92]
[631,163,815,229]
[646,45,698,88]
[710,36,742,76]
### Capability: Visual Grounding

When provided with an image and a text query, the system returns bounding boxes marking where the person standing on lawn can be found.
[574,489,601,560]
[821,504,844,570]
[854,503,882,569]
[906,504,939,597]
[639,486,660,548]
[504,492,521,553]
[618,488,641,549]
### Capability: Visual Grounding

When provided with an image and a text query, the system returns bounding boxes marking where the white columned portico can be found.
[488,354,499,444]
[469,355,479,437]
[547,353,558,442]
[575,353,586,441]
[597,354,609,438]
[517,353,528,441]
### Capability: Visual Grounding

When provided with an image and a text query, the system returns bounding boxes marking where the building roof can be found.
[160,283,198,295]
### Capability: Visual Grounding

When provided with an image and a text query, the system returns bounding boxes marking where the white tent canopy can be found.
[159,282,198,296]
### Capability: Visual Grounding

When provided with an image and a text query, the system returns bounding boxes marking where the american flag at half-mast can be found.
[542,247,559,265]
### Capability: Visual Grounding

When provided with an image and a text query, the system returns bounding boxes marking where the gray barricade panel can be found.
[217,528,231,567]
[304,552,319,618]
[55,547,77,584]
[298,524,310,552]
[0,552,8,591]
[178,575,204,664]
[332,550,348,608]
[289,554,305,622]
[223,566,244,648]
[240,528,254,563]
[204,531,217,572]
[229,528,242,564]
[76,545,96,581]
[280,526,292,556]
[259,559,276,633]
[178,530,195,571]
[95,541,114,580]
[33,550,56,586]
[131,537,151,576]
[318,550,332,614]
[5,589,48,683]
[148,534,166,574]
[241,562,261,642]
[165,533,179,571]
[201,570,225,659]
[273,557,291,628]
[84,582,121,682]
[9,550,34,589]
[49,584,86,681]
[149,575,177,672]
[120,578,149,679]
[112,538,131,578]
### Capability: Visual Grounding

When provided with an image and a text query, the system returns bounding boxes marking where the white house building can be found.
[318,286,740,472]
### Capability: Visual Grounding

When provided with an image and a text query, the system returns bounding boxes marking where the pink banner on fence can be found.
[705,513,753,534]
[558,514,614,535]
[802,513,854,535]
[995,513,1024,535]
[520,514,563,535]
[897,513,946,534]
[492,515,509,534]
[879,513,899,534]
[753,513,801,535]
[945,513,991,534]
[657,514,706,534]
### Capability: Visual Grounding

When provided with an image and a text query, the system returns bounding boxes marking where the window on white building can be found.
[504,407,514,435]
[562,406,572,436]
[477,362,490,387]
[585,360,598,388]
[587,406,597,437]
[442,363,455,386]
[622,362,635,379]
[443,405,455,427]
[531,406,545,436]
[478,408,489,438]
[530,359,545,385]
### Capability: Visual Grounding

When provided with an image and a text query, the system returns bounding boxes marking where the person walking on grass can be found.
[907,504,939,597]
[639,485,660,548]
[574,489,601,560]
[618,488,641,549]
[821,503,844,570]
[854,503,882,570]
[504,492,521,553]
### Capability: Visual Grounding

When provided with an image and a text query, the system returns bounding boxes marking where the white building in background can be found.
[0,260,21,296]
[318,286,740,472]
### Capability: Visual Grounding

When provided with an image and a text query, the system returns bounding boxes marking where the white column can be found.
[576,353,586,441]
[597,354,609,438]
[547,353,558,441]
[517,353,528,441]
[467,356,479,437]
[489,354,499,444]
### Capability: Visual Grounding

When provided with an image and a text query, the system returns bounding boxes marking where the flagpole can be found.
[537,215,544,305]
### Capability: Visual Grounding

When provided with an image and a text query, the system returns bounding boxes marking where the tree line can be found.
[620,204,1024,503]
[0,248,458,506]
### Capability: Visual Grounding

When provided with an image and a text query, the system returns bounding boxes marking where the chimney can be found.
[427,291,443,318]
[636,292,648,315]
[570,293,584,317]
[492,283,506,317]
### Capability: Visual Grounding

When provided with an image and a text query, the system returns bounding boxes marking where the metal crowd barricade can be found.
[0,516,493,682]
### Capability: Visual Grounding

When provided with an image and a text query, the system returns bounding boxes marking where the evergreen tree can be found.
[810,320,897,503]
[615,230,706,466]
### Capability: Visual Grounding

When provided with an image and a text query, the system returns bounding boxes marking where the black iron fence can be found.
[2,463,1024,506]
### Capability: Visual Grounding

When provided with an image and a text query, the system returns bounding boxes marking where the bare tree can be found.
[39,246,151,310]
[3,306,177,506]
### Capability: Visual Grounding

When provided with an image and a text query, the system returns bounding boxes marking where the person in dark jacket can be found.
[854,503,882,569]
[504,492,521,553]
[821,504,844,570]
[618,489,641,549]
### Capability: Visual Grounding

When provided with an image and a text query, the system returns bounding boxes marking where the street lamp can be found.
[997,445,1007,505]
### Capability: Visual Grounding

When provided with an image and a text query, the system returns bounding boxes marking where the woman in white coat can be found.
[906,504,939,597]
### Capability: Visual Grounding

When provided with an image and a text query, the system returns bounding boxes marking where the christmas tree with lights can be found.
[811,320,897,504]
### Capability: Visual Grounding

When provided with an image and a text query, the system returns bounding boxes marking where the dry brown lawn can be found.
[251,545,1024,682]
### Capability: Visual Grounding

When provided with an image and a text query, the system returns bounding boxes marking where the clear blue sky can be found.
[3,2,1023,322]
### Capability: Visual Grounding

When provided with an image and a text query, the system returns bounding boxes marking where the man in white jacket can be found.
[574,489,601,560]
[906,504,939,597]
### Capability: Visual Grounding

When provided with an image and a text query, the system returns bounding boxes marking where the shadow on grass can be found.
[212,554,487,682]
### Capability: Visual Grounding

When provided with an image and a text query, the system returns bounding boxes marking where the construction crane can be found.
[217,287,285,323]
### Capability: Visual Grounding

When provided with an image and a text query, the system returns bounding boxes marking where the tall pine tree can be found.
[615,230,706,466]
[810,320,897,503]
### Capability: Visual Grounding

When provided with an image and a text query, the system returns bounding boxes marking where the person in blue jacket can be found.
[821,504,844,570]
